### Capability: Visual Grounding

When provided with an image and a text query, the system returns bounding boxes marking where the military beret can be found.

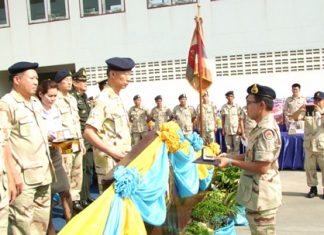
[53,68,72,83]
[225,91,234,96]
[105,57,135,71]
[73,68,87,81]
[178,94,187,100]
[247,84,276,100]
[133,95,141,101]
[314,91,324,100]
[155,95,162,101]
[8,61,39,76]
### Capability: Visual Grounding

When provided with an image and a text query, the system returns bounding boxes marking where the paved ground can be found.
[236,171,324,235]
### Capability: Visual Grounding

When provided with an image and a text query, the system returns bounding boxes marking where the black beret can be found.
[8,61,39,76]
[155,95,162,101]
[247,84,276,100]
[97,78,107,85]
[225,91,234,96]
[53,68,72,83]
[314,91,324,99]
[178,94,187,100]
[133,95,141,101]
[73,68,87,81]
[105,57,135,71]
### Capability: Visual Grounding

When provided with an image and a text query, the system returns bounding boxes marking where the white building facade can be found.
[1,0,324,109]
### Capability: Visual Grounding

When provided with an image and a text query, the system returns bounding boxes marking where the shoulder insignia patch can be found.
[263,129,274,140]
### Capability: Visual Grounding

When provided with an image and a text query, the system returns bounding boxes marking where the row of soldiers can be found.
[128,90,256,154]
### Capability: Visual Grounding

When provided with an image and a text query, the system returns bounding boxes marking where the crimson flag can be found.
[186,17,212,92]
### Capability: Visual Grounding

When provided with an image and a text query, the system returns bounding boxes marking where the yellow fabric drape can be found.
[59,138,163,235]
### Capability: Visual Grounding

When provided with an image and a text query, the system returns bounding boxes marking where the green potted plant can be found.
[183,190,238,234]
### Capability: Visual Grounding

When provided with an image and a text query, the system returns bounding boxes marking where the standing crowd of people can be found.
[0,55,323,235]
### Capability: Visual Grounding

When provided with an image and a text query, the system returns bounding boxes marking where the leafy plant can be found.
[190,191,238,230]
[182,221,213,235]
[211,166,241,193]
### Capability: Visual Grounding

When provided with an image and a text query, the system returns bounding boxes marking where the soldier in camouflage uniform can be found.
[173,94,197,136]
[221,91,242,154]
[71,68,95,208]
[292,91,324,198]
[129,95,150,146]
[240,106,257,141]
[54,68,86,213]
[150,95,173,131]
[0,62,53,235]
[0,126,9,234]
[84,57,135,194]
[0,123,19,234]
[196,91,218,144]
[283,83,307,130]
[218,84,282,235]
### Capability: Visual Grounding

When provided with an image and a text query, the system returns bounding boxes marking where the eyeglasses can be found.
[246,100,259,105]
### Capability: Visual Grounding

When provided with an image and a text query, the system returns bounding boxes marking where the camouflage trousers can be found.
[131,131,148,146]
[9,184,51,235]
[225,134,240,153]
[201,130,216,144]
[0,173,9,234]
[246,207,278,235]
[93,152,118,194]
[304,148,324,187]
[62,151,83,201]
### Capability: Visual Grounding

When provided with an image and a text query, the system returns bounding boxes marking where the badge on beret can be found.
[263,129,274,140]
[251,84,259,94]
[316,92,320,97]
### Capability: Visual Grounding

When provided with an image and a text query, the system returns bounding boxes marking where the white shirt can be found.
[41,105,63,138]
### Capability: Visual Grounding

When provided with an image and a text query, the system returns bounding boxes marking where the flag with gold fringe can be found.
[186,16,212,92]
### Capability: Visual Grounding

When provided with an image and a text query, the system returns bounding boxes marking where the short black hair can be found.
[254,95,273,111]
[292,83,301,89]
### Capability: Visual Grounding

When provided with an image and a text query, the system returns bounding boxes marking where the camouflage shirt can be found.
[237,114,282,211]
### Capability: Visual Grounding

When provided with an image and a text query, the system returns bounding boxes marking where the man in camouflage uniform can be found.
[129,95,150,146]
[84,57,135,194]
[283,83,307,130]
[218,84,282,235]
[150,95,173,131]
[54,68,86,212]
[292,91,324,198]
[240,106,257,141]
[71,68,95,208]
[0,123,20,234]
[196,91,218,144]
[221,91,242,153]
[0,62,53,234]
[173,94,197,136]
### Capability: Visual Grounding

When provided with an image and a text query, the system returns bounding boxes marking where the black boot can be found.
[73,201,84,213]
[307,186,317,198]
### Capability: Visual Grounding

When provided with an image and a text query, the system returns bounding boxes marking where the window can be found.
[80,0,125,17]
[27,0,69,23]
[147,0,196,9]
[0,0,9,27]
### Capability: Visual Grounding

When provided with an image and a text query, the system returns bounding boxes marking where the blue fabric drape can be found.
[169,146,200,197]
[103,143,170,234]
[199,167,214,191]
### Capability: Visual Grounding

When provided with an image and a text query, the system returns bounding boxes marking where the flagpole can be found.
[196,1,204,144]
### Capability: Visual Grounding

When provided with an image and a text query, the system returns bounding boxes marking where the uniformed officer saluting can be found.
[0,62,53,234]
[83,57,135,194]
[217,84,282,235]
